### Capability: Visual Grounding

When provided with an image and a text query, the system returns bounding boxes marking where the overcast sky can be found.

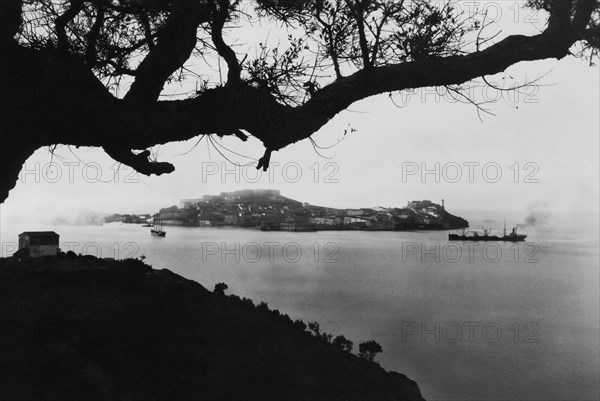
[1,1,598,225]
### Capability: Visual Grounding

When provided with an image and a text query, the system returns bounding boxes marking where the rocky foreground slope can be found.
[0,255,424,401]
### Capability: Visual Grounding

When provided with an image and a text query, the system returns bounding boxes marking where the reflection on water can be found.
[1,211,598,400]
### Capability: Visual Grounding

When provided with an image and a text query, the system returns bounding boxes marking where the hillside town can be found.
[106,189,468,232]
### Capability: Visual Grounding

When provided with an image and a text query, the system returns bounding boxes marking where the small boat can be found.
[151,220,166,237]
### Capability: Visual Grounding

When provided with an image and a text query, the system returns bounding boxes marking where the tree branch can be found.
[546,0,573,34]
[55,0,83,50]
[283,31,582,146]
[208,0,242,84]
[346,0,372,69]
[3,28,591,153]
[1,1,597,203]
[103,148,175,175]
[572,0,598,32]
[313,3,343,79]
[0,0,22,44]
[85,4,105,66]
[124,1,210,102]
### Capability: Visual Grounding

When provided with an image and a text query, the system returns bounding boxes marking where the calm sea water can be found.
[1,210,598,400]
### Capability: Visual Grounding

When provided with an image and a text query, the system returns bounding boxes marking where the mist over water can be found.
[1,209,598,400]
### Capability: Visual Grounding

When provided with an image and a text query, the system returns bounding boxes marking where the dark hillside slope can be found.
[0,256,424,401]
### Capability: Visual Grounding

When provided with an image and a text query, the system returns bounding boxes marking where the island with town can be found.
[105,189,468,232]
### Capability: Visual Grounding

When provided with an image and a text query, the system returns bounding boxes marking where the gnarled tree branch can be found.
[55,0,83,50]
[1,0,598,204]
[124,1,211,102]
[103,148,175,175]
[208,0,242,84]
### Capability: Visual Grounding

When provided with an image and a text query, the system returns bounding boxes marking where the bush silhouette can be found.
[332,335,353,352]
[213,282,228,296]
[358,340,383,362]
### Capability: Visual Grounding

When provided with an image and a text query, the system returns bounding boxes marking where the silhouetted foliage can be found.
[240,297,255,308]
[333,335,354,352]
[308,321,321,337]
[213,282,228,295]
[293,319,307,332]
[217,290,368,358]
[359,340,383,362]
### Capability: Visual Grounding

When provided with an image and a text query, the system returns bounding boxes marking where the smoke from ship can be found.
[516,201,550,229]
